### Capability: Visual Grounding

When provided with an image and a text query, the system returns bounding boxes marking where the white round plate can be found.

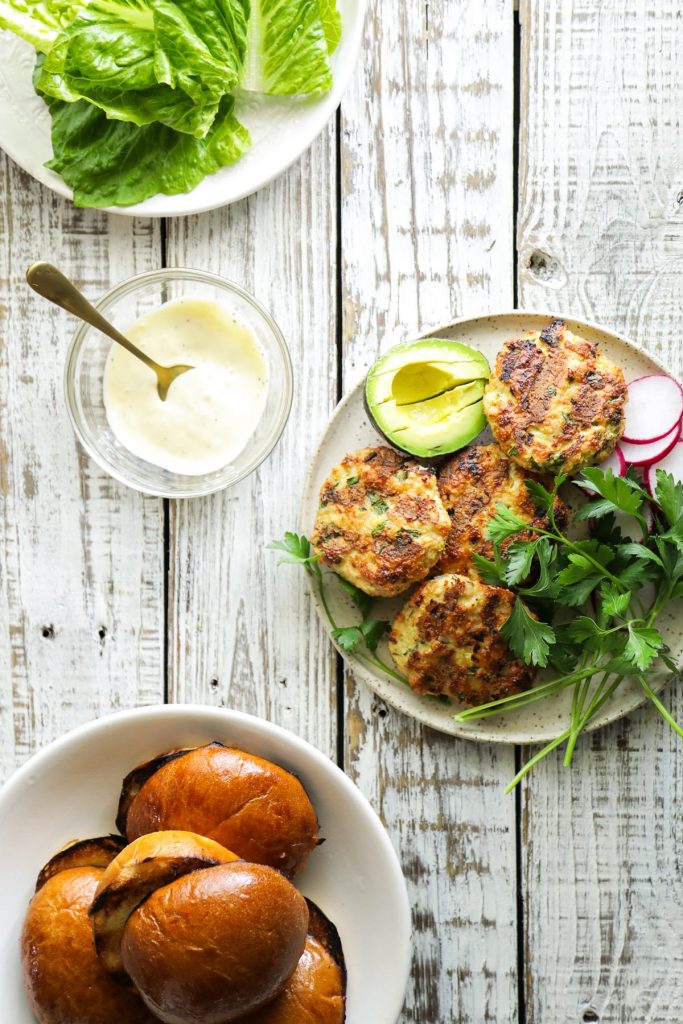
[0,704,411,1024]
[302,310,683,744]
[0,0,365,216]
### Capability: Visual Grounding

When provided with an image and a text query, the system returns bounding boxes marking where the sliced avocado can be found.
[365,338,490,457]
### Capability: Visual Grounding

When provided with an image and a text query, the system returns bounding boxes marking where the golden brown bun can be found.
[35,836,127,891]
[121,743,320,878]
[240,902,346,1024]
[91,830,238,979]
[21,866,157,1024]
[121,862,309,1024]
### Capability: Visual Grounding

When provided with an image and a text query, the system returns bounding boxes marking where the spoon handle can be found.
[26,262,162,374]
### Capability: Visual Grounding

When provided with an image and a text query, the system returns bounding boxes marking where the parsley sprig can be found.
[455,467,683,791]
[268,533,406,683]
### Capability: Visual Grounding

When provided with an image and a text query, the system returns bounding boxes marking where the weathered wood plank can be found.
[0,160,165,782]
[518,2,683,1020]
[164,130,338,756]
[340,2,518,1021]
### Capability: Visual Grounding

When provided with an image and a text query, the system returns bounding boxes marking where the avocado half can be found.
[365,338,490,457]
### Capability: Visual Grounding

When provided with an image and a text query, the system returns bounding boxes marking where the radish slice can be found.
[600,447,626,475]
[622,375,683,444]
[645,439,683,493]
[619,421,680,467]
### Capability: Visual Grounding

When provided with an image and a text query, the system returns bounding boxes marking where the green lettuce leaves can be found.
[41,89,250,207]
[1,0,342,206]
[242,0,341,96]
[0,0,76,51]
[38,0,250,137]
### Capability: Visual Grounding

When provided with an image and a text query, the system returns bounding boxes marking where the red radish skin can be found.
[645,440,683,494]
[622,375,683,444]
[619,420,681,467]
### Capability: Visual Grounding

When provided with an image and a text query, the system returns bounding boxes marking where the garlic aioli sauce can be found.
[103,298,268,476]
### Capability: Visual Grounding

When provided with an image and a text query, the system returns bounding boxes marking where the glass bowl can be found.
[64,268,293,498]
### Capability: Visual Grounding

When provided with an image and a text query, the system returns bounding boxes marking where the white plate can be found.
[0,1,365,216]
[302,310,683,744]
[0,704,411,1024]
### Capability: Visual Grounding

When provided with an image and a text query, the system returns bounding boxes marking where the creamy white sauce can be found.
[103,298,268,476]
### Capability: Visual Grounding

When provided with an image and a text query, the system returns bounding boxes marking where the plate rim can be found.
[0,0,366,217]
[302,307,679,744]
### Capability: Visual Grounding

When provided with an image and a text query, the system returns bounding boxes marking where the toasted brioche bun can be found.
[21,866,157,1024]
[242,901,346,1024]
[120,743,320,878]
[121,862,309,1024]
[91,830,238,979]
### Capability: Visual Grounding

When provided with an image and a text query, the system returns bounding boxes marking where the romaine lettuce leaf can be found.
[242,0,340,96]
[38,0,250,137]
[0,0,76,51]
[41,81,251,207]
[319,0,341,53]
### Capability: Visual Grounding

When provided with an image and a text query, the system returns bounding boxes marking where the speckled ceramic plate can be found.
[302,311,683,744]
[0,0,365,216]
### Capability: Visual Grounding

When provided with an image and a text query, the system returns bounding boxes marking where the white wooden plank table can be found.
[1,2,682,1022]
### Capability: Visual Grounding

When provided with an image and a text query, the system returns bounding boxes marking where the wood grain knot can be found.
[371,699,388,719]
[41,625,55,639]
[676,189,683,207]
[582,1010,599,1022]
[209,677,219,690]
[524,248,565,286]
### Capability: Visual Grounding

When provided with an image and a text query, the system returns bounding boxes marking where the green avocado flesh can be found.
[365,338,490,457]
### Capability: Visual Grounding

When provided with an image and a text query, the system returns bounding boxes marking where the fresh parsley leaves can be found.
[500,599,555,668]
[624,623,664,671]
[269,531,319,568]
[269,532,404,685]
[332,619,390,654]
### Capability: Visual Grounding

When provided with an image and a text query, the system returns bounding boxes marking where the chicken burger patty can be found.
[311,446,451,598]
[434,443,568,576]
[483,319,626,475]
[388,573,536,704]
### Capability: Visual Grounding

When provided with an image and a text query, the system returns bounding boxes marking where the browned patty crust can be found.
[434,443,568,576]
[483,320,626,475]
[311,446,450,598]
[388,573,536,705]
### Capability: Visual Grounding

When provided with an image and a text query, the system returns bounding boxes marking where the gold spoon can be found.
[26,262,194,401]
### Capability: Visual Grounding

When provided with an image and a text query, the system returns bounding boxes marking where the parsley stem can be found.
[577,674,624,729]
[309,566,336,629]
[455,677,578,721]
[454,661,601,722]
[639,675,683,740]
[504,730,572,793]
[564,668,612,765]
[518,522,630,592]
[355,650,408,685]
[304,562,408,685]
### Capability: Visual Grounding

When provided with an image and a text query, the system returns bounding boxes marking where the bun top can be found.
[95,829,238,888]
[121,861,309,1024]
[21,866,157,1024]
[91,830,239,980]
[122,744,320,877]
